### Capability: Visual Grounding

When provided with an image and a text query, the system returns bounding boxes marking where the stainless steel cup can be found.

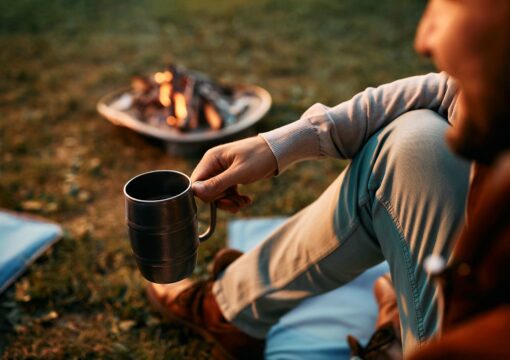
[123,170,216,283]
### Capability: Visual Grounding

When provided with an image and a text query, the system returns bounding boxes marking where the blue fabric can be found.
[0,211,62,294]
[228,218,389,360]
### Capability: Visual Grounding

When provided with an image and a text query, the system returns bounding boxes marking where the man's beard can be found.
[446,119,489,163]
[447,94,510,164]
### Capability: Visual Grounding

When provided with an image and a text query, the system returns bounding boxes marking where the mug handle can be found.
[198,201,216,242]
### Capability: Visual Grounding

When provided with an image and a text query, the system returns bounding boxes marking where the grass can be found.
[0,0,432,358]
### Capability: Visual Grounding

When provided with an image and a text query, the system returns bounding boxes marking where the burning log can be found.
[131,64,246,132]
[203,104,222,130]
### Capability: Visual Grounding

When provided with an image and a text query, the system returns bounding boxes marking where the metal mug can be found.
[123,170,216,283]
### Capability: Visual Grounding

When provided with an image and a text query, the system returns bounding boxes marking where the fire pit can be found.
[97,65,271,155]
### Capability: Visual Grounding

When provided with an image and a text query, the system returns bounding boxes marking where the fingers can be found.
[191,151,222,183]
[190,136,277,204]
[191,146,229,183]
[191,147,237,202]
[192,169,240,202]
[217,196,251,213]
[195,184,252,213]
[218,193,252,212]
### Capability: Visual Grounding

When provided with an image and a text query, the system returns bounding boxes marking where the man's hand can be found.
[191,136,278,213]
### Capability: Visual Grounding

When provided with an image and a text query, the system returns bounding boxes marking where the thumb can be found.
[192,171,236,202]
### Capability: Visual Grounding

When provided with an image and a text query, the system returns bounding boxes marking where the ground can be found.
[0,1,431,358]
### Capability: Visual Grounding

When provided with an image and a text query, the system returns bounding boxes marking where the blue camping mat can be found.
[0,210,62,294]
[228,218,389,360]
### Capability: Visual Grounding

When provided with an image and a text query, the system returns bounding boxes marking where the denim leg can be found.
[213,110,470,355]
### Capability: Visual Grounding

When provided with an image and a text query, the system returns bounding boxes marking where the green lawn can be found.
[0,1,431,358]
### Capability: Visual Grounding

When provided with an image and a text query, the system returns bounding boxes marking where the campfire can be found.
[97,63,271,155]
[131,64,246,132]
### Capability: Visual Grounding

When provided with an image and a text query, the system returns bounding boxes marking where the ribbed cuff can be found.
[259,118,320,174]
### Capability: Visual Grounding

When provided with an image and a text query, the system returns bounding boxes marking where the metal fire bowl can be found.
[97,85,272,156]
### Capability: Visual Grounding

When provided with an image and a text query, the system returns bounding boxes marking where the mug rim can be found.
[123,169,192,203]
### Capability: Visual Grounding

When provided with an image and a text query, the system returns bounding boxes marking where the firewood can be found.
[130,64,239,132]
[204,103,223,130]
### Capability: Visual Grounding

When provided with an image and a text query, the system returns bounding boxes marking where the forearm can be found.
[260,72,459,173]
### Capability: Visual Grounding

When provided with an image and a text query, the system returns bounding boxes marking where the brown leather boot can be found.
[347,274,403,360]
[146,248,265,360]
[373,274,401,338]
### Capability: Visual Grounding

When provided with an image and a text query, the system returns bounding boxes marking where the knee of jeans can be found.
[385,109,449,157]
[359,109,467,195]
[376,109,452,170]
[345,108,468,214]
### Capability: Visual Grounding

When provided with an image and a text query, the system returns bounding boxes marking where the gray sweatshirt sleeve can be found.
[260,72,459,173]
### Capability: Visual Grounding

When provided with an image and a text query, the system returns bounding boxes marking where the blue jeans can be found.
[213,110,471,355]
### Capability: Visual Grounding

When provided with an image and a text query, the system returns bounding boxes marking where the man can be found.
[147,0,510,358]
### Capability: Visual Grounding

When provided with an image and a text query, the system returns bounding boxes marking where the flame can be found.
[204,104,222,130]
[174,93,188,120]
[159,83,172,107]
[154,71,173,84]
[149,68,226,131]
[155,71,174,107]
[166,116,178,126]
